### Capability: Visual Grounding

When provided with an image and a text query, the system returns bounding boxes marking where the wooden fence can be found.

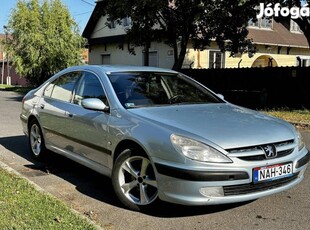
[180,67,310,109]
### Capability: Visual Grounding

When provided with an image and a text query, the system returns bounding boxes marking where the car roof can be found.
[67,65,178,74]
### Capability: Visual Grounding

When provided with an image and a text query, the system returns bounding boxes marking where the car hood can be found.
[129,103,295,149]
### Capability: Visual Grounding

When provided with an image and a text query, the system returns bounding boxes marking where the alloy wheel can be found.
[117,155,158,205]
[30,123,42,156]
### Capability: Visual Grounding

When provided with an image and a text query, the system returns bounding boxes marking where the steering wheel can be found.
[168,95,184,104]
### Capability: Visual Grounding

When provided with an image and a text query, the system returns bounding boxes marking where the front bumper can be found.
[153,148,309,206]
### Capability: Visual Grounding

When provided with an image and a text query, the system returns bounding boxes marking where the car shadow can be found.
[6,95,24,102]
[143,200,254,218]
[0,90,25,102]
[0,135,121,205]
[0,135,253,217]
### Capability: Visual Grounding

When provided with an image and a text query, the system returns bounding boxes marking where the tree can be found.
[6,0,85,86]
[98,0,259,70]
[99,0,166,66]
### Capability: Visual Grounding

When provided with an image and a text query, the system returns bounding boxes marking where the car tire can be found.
[28,119,47,160]
[112,149,158,211]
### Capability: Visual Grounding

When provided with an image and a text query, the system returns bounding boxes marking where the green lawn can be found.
[0,169,98,229]
[0,84,18,89]
[263,109,310,128]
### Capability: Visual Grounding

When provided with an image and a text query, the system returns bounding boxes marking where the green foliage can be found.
[0,169,96,229]
[6,0,86,86]
[99,0,259,70]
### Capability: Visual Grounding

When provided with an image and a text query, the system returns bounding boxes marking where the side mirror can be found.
[81,98,110,112]
[217,94,224,100]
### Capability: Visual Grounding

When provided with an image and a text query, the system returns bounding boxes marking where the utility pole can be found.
[1,34,4,85]
[4,26,10,85]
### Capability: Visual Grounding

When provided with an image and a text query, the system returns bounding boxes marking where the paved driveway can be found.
[0,90,309,230]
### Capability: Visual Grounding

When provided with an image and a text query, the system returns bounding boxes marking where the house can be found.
[82,4,175,68]
[0,34,27,86]
[82,3,310,69]
[225,18,310,68]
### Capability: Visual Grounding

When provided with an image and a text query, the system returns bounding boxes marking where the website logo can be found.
[257,3,310,19]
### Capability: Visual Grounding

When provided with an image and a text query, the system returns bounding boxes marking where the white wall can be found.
[91,16,126,39]
[89,42,175,69]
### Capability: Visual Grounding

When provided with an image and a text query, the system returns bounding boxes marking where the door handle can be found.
[65,111,74,118]
[40,104,45,109]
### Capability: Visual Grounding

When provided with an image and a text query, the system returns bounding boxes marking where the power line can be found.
[81,0,95,6]
[73,11,93,17]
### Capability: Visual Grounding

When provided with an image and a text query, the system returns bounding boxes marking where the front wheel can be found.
[28,120,47,160]
[112,149,158,211]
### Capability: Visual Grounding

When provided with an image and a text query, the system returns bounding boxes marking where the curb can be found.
[0,160,103,230]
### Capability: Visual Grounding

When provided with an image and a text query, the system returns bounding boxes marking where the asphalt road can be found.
[0,90,309,230]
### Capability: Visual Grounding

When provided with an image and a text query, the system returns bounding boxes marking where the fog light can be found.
[199,187,224,197]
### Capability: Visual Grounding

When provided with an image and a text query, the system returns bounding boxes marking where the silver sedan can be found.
[20,65,309,211]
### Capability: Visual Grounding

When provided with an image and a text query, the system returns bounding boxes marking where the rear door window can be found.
[44,72,82,102]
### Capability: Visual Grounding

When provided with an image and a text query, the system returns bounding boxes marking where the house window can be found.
[297,56,310,67]
[209,51,225,68]
[290,20,302,33]
[101,54,111,65]
[302,59,308,67]
[108,20,116,29]
[248,19,259,27]
[122,17,131,27]
[248,18,272,29]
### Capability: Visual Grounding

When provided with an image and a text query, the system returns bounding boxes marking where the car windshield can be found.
[108,72,223,108]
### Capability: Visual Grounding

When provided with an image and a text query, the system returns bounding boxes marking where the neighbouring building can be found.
[0,34,27,86]
[82,3,310,69]
[224,18,310,68]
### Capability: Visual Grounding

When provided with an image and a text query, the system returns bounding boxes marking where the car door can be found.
[64,71,111,166]
[39,71,82,151]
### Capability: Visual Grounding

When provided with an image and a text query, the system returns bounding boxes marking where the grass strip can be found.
[262,109,310,128]
[0,169,97,229]
[0,84,33,94]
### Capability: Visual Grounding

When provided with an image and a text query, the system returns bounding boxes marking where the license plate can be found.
[253,163,293,183]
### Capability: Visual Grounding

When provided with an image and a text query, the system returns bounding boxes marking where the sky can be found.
[0,0,96,34]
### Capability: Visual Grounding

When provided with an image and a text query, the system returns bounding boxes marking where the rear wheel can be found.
[112,149,158,211]
[28,120,47,160]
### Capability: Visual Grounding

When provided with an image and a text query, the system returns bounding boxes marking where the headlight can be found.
[296,129,305,151]
[170,134,232,163]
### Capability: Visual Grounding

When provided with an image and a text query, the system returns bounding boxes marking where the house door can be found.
[143,51,158,67]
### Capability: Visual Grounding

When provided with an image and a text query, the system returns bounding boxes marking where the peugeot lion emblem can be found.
[262,144,277,159]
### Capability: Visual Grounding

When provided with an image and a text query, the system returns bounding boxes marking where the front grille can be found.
[238,149,294,161]
[226,139,295,161]
[223,173,299,196]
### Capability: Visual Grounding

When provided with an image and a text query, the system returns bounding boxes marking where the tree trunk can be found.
[143,41,150,66]
[173,39,178,66]
[172,36,189,71]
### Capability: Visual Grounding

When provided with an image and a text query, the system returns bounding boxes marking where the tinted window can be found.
[45,72,82,102]
[108,72,223,108]
[74,72,108,105]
